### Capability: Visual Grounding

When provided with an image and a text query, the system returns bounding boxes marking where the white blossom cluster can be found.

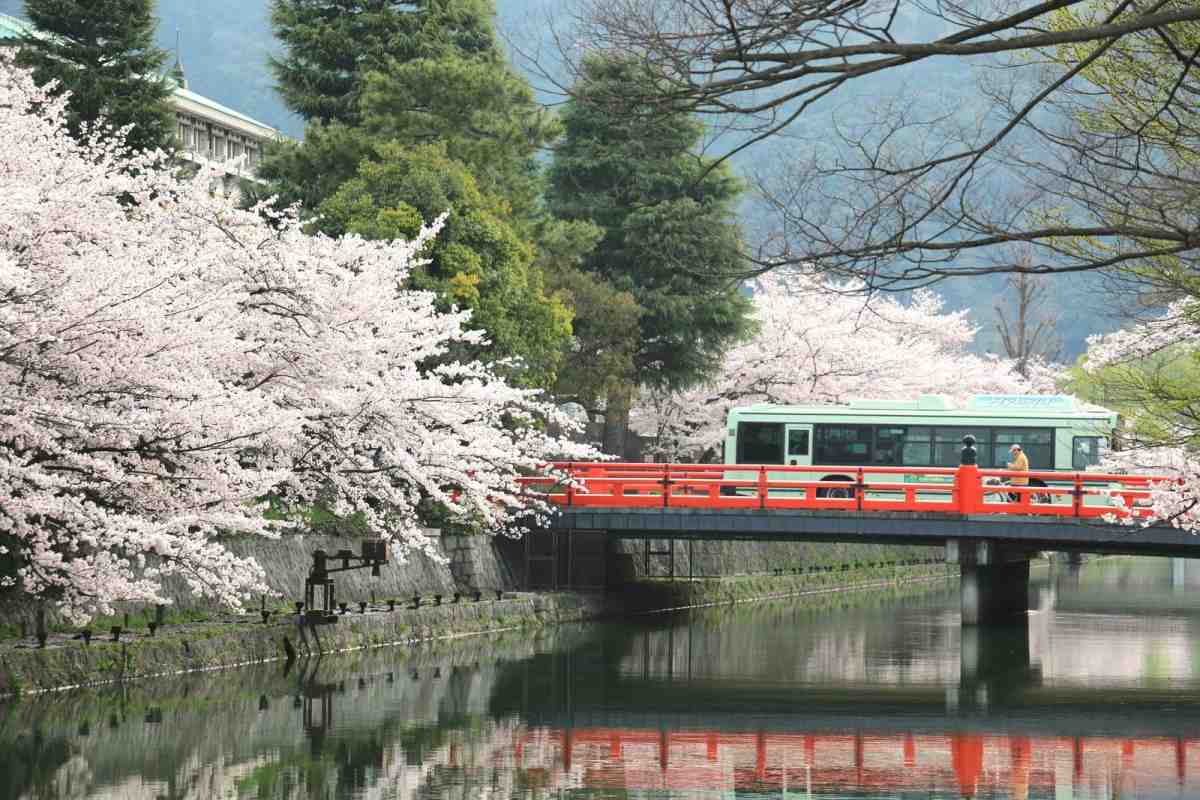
[1085,301,1200,531]
[1086,299,1200,368]
[1093,447,1199,530]
[0,59,594,620]
[633,273,1053,459]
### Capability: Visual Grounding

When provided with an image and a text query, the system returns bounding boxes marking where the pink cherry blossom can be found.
[0,58,594,621]
[633,273,1053,459]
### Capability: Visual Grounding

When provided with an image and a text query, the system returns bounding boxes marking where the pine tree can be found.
[18,0,174,155]
[315,142,573,387]
[357,0,558,222]
[269,0,501,127]
[260,0,574,389]
[269,0,407,126]
[547,53,754,454]
[267,0,556,219]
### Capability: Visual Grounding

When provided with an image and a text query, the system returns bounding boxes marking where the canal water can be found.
[3,557,1200,798]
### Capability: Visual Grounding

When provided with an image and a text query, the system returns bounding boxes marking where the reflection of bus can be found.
[725,395,1116,493]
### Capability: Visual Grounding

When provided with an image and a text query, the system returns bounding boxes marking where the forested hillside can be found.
[0,0,1111,356]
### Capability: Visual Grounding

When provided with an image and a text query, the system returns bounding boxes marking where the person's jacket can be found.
[1007,450,1029,484]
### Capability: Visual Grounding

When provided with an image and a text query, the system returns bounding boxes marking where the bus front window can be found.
[737,422,785,464]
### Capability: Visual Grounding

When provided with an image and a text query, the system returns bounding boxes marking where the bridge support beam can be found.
[946,540,1033,625]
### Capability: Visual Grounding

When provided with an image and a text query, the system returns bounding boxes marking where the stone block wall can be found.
[494,530,942,589]
[0,533,528,625]
[615,538,942,579]
[163,533,522,611]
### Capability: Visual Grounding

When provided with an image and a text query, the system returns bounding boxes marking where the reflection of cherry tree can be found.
[0,59,593,620]
[1085,302,1200,532]
[634,274,1051,459]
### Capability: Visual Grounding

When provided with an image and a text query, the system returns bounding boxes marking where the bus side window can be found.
[815,425,872,465]
[900,427,932,466]
[874,427,905,465]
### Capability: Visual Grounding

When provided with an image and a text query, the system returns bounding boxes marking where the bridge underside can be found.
[543,509,1191,626]
[550,508,1193,558]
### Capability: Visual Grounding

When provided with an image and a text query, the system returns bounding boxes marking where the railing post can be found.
[758,466,768,510]
[1072,473,1083,517]
[856,468,864,511]
[565,462,575,508]
[663,463,671,508]
[955,464,982,514]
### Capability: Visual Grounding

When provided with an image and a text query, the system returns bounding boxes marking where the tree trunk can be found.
[602,384,634,458]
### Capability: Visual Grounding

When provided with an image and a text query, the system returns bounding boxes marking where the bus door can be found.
[785,424,813,467]
[778,424,814,498]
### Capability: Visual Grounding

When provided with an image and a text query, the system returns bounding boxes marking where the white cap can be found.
[1010,443,1021,451]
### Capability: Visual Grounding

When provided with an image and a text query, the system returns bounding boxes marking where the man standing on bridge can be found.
[1007,443,1029,502]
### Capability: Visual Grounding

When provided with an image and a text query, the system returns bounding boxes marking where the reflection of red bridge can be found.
[507,728,1198,796]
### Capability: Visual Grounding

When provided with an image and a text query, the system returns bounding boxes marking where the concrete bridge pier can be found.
[946,539,1034,626]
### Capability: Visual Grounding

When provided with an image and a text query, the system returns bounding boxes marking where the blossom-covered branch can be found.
[633,274,1053,459]
[1084,299,1200,533]
[0,58,594,620]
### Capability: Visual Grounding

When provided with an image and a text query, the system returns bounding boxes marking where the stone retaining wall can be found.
[0,592,605,696]
[0,559,956,696]
[155,532,520,612]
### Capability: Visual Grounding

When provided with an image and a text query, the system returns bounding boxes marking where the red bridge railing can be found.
[518,463,1167,519]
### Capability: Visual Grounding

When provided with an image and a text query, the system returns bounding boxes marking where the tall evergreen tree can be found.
[269,0,503,128]
[18,0,174,155]
[260,0,575,390]
[547,53,754,454]
[267,0,556,219]
[357,0,558,222]
[269,0,408,127]
[316,142,572,387]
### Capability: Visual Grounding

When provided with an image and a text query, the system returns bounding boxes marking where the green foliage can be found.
[260,0,574,389]
[17,0,175,155]
[536,218,642,409]
[317,142,572,386]
[266,0,555,221]
[547,53,753,392]
[250,121,376,211]
[360,47,559,223]
[269,0,501,127]
[1065,349,1200,448]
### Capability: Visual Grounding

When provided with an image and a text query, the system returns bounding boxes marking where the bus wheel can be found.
[816,477,856,499]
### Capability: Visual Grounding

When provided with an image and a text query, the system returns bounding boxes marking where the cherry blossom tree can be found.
[1084,301,1200,531]
[633,274,1053,459]
[0,58,593,621]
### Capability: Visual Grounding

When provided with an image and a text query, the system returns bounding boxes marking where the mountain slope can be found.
[0,0,1114,359]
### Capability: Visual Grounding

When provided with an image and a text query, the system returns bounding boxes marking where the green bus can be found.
[725,395,1116,493]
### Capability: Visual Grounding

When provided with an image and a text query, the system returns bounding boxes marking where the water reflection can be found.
[3,559,1200,798]
[500,728,1197,799]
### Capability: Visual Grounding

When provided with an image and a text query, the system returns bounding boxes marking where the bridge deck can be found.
[550,508,1192,556]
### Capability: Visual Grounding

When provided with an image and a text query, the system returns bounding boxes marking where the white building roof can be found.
[0,13,282,141]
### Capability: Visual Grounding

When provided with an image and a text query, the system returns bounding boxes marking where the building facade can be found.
[0,13,283,178]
